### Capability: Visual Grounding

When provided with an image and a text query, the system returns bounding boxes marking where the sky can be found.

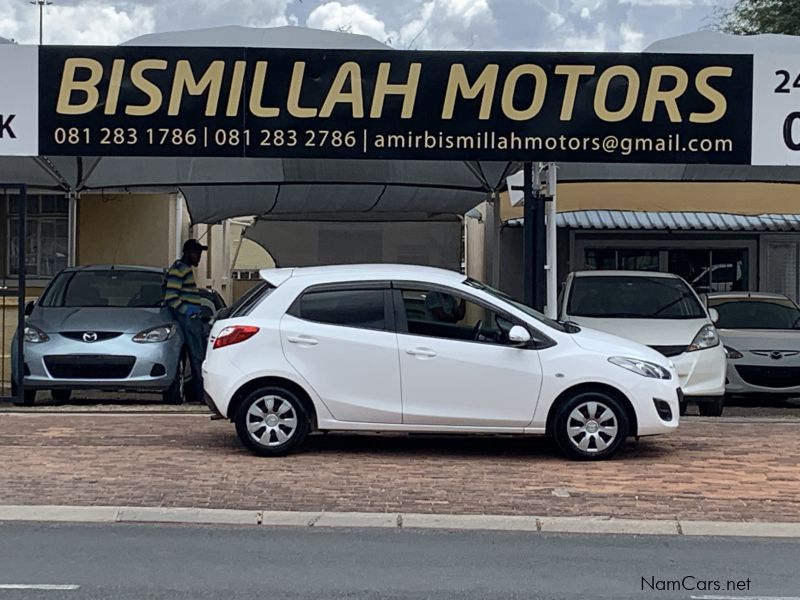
[0,0,735,52]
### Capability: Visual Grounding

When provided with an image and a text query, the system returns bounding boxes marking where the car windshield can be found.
[463,278,567,332]
[709,297,800,329]
[40,269,166,308]
[567,275,706,319]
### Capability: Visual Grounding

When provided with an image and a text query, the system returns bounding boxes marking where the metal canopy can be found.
[0,26,517,223]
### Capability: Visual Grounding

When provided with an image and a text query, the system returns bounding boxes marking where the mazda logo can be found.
[770,351,784,360]
[82,332,98,343]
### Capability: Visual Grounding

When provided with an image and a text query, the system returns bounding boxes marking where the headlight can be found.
[687,324,720,352]
[132,324,176,343]
[609,356,672,380]
[724,345,743,359]
[24,325,49,343]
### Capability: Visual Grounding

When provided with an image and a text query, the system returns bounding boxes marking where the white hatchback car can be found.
[560,271,727,416]
[203,265,680,460]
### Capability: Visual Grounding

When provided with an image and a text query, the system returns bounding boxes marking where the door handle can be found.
[406,347,437,358]
[287,335,319,346]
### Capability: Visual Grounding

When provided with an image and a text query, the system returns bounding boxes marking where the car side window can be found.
[398,288,519,345]
[291,288,389,331]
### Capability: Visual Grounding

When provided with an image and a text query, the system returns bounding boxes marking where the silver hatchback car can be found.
[12,265,188,405]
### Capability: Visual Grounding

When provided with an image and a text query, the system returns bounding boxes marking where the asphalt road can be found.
[0,523,799,600]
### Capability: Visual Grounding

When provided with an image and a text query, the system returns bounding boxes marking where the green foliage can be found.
[719,0,800,36]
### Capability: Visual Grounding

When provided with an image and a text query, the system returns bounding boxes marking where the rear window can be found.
[40,269,165,308]
[227,282,274,318]
[292,289,387,331]
[567,275,706,319]
[708,297,800,330]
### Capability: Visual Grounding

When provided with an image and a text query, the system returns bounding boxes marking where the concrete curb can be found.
[1,505,799,537]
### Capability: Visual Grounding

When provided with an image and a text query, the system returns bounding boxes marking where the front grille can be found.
[44,355,136,379]
[653,399,673,421]
[60,331,123,342]
[735,365,800,388]
[649,345,687,357]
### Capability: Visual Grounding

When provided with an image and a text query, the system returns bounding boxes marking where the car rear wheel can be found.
[162,358,186,405]
[553,391,629,460]
[51,389,72,403]
[234,386,310,457]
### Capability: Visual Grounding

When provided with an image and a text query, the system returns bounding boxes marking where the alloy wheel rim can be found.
[246,395,299,447]
[567,400,618,453]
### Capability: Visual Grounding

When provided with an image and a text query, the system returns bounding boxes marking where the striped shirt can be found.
[164,259,203,315]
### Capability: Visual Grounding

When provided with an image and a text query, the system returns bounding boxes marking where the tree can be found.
[718,0,800,36]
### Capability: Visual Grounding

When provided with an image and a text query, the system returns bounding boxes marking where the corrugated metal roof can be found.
[507,211,800,231]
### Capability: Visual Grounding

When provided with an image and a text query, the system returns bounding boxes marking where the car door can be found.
[280,282,402,424]
[394,284,544,428]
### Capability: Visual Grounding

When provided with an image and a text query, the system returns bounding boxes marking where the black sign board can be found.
[38,46,753,163]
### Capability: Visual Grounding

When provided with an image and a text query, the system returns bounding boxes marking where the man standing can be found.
[165,239,208,403]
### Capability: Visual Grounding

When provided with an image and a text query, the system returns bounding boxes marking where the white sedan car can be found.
[203,265,680,460]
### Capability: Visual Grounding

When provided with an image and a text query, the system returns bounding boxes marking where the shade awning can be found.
[0,26,516,223]
[508,210,800,232]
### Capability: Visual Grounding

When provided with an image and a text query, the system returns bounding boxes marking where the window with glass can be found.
[583,246,749,293]
[399,287,521,345]
[567,275,706,319]
[40,269,166,308]
[6,194,69,278]
[707,296,800,330]
[584,249,659,272]
[292,288,388,331]
[668,249,748,293]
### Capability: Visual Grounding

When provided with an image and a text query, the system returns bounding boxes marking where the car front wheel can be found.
[553,391,629,460]
[162,358,186,405]
[234,386,310,457]
[11,380,36,407]
[697,396,724,417]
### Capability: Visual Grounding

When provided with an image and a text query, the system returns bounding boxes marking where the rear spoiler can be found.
[259,268,294,287]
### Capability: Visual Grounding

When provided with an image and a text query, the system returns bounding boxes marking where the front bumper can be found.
[671,344,727,399]
[725,359,800,396]
[18,334,182,391]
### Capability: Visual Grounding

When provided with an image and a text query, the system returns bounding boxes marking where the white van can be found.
[560,270,727,416]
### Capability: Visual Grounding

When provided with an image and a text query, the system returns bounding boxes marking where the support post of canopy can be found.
[545,163,558,319]
[522,163,535,308]
[533,163,547,312]
[18,185,26,404]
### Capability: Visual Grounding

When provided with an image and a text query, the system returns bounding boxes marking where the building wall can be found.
[77,193,177,268]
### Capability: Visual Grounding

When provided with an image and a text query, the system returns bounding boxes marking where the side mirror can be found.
[24,301,35,317]
[708,307,719,324]
[509,325,531,345]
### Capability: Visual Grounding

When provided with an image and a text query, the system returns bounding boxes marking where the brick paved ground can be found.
[1,414,798,522]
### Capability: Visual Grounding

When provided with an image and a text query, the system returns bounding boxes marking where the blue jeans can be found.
[174,311,206,402]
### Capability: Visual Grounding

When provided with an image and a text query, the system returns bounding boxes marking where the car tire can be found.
[234,386,310,457]
[162,358,186,405]
[10,380,36,407]
[679,400,688,416]
[698,397,724,417]
[51,389,72,403]
[553,390,630,461]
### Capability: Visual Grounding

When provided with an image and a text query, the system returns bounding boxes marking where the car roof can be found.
[707,292,791,301]
[58,264,166,274]
[260,264,467,286]
[571,270,679,279]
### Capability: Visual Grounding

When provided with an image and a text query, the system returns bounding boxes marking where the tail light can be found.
[212,325,259,349]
